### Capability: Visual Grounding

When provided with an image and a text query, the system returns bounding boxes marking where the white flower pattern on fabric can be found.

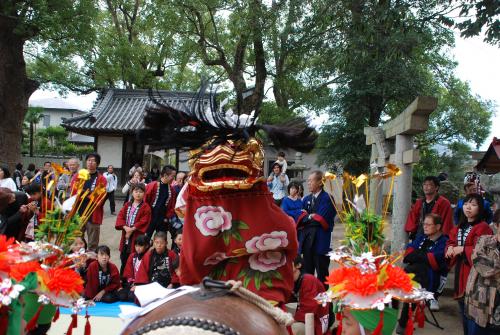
[245,231,288,253]
[248,251,286,272]
[194,206,232,236]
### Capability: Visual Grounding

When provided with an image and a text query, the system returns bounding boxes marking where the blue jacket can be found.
[404,233,448,293]
[454,198,493,225]
[297,189,336,255]
[281,196,303,222]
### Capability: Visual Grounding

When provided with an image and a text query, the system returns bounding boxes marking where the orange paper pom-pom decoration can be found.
[383,264,413,292]
[10,261,42,282]
[39,268,84,296]
[344,271,379,296]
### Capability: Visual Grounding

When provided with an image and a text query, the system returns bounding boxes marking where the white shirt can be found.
[0,178,17,191]
[103,172,117,192]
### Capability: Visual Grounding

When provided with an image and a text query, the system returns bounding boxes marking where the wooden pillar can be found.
[364,96,437,254]
[391,135,413,253]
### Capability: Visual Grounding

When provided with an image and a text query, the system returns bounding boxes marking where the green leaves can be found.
[237,267,282,290]
[220,220,249,246]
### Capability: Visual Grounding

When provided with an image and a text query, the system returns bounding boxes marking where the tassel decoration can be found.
[52,306,60,322]
[405,304,414,335]
[372,311,384,335]
[416,303,425,328]
[336,312,343,335]
[66,320,74,335]
[84,310,91,335]
[71,313,78,328]
[25,305,44,331]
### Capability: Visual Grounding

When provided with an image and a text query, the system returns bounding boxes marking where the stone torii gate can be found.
[364,96,437,253]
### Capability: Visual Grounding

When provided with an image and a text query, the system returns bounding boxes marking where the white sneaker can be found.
[429,299,439,311]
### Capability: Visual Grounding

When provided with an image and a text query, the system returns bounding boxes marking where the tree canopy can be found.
[0,0,496,176]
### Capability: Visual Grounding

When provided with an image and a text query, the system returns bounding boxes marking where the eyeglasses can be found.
[423,222,436,226]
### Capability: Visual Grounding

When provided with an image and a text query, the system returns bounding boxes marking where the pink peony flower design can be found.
[245,231,288,253]
[194,206,232,236]
[248,251,286,272]
[203,252,228,266]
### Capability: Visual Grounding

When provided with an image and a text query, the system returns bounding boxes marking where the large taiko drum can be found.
[121,280,289,335]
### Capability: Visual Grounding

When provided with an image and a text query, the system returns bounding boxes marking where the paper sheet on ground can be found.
[119,285,199,330]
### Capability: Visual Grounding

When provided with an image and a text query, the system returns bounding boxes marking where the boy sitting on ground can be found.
[135,231,178,289]
[290,256,330,335]
[84,245,121,303]
[119,234,150,302]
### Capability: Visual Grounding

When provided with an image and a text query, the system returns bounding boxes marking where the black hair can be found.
[0,165,11,178]
[137,82,317,153]
[97,245,111,256]
[160,165,176,177]
[458,193,485,226]
[25,183,41,195]
[130,182,146,193]
[85,153,101,165]
[44,161,51,166]
[277,151,286,158]
[107,165,113,169]
[15,163,23,170]
[28,163,36,171]
[423,176,440,188]
[135,234,150,247]
[271,162,282,171]
[293,255,304,266]
[288,181,301,194]
[153,231,168,242]
[174,227,183,239]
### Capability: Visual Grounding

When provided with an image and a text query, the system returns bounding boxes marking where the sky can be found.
[30,33,500,150]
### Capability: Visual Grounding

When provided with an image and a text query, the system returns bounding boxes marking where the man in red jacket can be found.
[291,256,330,335]
[84,245,121,303]
[405,176,453,238]
[144,165,177,239]
[72,153,107,251]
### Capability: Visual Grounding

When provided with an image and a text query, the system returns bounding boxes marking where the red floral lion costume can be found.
[139,85,317,304]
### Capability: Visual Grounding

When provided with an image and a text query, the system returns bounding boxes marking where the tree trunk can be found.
[29,122,34,156]
[0,17,39,168]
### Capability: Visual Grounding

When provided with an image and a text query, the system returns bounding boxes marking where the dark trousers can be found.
[459,300,468,335]
[106,191,115,213]
[302,253,330,289]
[118,286,136,303]
[300,226,330,288]
[120,247,130,276]
[146,216,167,239]
[83,291,118,303]
[147,216,177,241]
[467,319,497,335]
[398,303,412,328]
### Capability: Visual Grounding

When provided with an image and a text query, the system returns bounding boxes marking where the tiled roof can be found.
[30,97,83,111]
[475,137,500,174]
[62,89,200,135]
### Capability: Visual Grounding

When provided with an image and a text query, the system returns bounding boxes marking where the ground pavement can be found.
[49,204,463,334]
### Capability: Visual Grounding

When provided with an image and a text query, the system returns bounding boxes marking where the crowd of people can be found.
[1,153,499,335]
[398,175,499,335]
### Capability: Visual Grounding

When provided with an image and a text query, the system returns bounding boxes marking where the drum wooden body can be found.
[121,289,288,335]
